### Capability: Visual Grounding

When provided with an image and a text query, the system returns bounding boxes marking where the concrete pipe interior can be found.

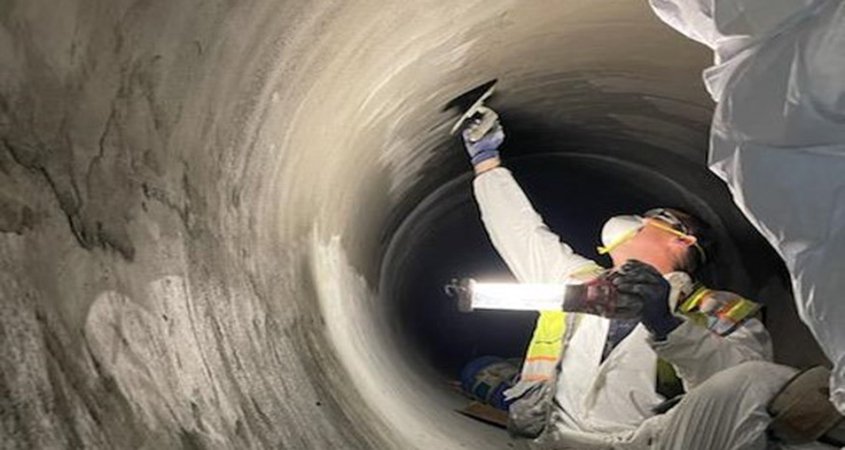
[0,1,828,449]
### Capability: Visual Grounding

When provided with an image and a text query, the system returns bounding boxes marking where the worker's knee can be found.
[721,361,796,390]
[657,363,800,449]
[693,361,797,407]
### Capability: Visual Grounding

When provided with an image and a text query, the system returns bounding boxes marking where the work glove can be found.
[461,106,504,166]
[612,260,683,340]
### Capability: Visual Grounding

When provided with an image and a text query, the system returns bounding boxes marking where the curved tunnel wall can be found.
[0,1,827,448]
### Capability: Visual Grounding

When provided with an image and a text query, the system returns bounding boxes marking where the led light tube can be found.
[463,279,567,311]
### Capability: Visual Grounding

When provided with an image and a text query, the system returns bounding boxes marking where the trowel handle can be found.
[465,106,499,142]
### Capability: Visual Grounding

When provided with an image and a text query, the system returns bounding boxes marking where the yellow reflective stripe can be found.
[525,311,565,360]
[676,285,762,337]
[679,286,760,321]
[525,343,561,360]
[520,265,601,381]
[724,298,760,320]
[680,285,709,312]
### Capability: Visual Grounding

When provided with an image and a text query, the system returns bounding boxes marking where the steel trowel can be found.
[444,79,498,140]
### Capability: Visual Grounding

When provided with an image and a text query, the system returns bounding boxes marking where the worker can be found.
[460,110,836,449]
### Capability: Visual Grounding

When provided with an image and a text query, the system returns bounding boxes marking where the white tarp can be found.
[648,0,845,414]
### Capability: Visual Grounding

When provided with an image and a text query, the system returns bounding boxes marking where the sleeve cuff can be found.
[647,319,705,352]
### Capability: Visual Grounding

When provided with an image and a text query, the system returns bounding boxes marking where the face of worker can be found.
[608,222,690,273]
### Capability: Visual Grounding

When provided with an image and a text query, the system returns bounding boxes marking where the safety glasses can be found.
[644,208,693,235]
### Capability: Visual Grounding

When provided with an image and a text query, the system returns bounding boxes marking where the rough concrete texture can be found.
[0,1,828,449]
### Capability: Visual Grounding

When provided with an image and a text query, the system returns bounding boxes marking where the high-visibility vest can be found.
[678,284,762,337]
[519,264,603,383]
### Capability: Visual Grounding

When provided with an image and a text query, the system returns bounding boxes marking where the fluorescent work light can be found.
[445,276,627,318]
[445,278,567,312]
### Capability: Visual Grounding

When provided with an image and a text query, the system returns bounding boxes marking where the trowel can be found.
[445,79,498,140]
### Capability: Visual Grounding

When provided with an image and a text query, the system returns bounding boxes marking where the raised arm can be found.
[459,109,596,284]
[473,165,597,283]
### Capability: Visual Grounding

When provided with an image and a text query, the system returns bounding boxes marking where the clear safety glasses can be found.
[644,208,693,235]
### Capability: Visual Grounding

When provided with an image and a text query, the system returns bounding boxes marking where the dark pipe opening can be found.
[384,137,783,383]
[380,97,827,391]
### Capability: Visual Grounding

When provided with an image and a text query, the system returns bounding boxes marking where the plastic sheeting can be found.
[649,0,845,414]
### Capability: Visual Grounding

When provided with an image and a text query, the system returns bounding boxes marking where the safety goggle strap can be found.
[648,219,707,264]
[646,218,689,238]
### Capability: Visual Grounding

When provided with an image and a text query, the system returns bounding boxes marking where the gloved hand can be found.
[461,107,504,166]
[612,260,683,340]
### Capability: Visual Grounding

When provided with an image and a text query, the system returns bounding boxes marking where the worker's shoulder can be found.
[564,263,605,282]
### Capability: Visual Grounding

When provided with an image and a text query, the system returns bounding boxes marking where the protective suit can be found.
[647,0,845,414]
[473,167,833,449]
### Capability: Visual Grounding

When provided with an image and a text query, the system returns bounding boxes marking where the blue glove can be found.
[461,109,504,166]
[612,260,683,340]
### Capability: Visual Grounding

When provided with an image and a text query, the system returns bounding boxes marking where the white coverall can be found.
[474,167,834,449]
[648,0,845,414]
